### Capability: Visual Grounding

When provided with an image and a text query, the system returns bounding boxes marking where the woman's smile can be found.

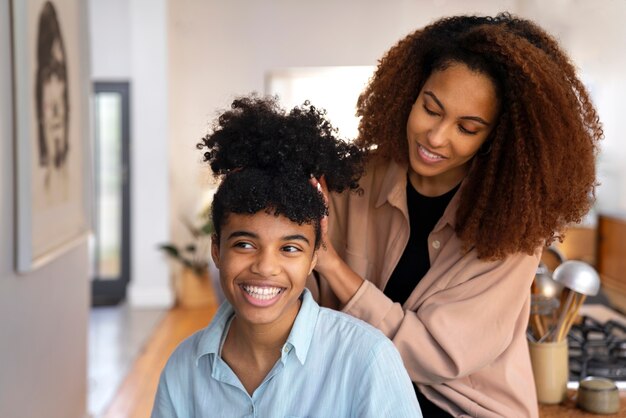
[416,143,446,163]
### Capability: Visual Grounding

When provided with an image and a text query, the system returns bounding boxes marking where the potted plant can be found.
[159,213,217,308]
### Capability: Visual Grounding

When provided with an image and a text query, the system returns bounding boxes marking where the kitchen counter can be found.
[539,390,626,417]
[538,303,626,416]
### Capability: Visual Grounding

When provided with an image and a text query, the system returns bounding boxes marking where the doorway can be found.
[91,82,131,306]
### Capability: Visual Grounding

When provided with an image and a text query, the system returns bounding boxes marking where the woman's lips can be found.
[417,143,445,163]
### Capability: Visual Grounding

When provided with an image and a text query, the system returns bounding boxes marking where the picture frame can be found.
[11,0,92,273]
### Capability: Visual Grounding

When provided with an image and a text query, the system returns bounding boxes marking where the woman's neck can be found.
[408,167,466,197]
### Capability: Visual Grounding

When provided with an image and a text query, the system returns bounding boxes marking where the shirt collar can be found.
[374,159,463,230]
[195,300,235,365]
[375,159,409,210]
[194,288,320,366]
[284,288,318,365]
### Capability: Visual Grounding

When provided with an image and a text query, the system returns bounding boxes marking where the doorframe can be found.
[91,81,131,305]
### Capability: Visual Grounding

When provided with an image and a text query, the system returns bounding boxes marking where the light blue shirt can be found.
[152,289,422,418]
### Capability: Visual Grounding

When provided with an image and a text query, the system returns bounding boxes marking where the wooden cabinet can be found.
[597,213,626,314]
[554,226,597,267]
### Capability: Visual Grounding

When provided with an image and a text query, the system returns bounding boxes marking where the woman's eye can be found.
[458,125,478,135]
[423,105,439,116]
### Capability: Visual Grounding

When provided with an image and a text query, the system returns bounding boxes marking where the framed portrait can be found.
[11,0,91,273]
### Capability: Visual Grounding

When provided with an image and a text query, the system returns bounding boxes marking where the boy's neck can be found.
[221,299,301,394]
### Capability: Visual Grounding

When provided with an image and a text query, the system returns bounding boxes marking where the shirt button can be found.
[283,346,289,353]
[432,240,441,249]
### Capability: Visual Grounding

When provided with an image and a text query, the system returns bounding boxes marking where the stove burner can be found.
[568,316,626,382]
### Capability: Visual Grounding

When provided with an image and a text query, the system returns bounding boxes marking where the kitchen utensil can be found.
[551,261,601,342]
[553,260,601,296]
[530,295,559,342]
[540,246,566,273]
[532,263,564,340]
[534,266,564,299]
[577,377,620,414]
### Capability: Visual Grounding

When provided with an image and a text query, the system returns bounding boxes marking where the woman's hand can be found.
[309,176,337,271]
[310,176,364,305]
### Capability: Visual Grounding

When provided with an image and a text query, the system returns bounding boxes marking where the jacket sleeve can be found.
[342,250,538,385]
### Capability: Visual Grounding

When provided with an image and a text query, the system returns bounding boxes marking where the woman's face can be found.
[406,62,499,195]
[42,73,67,167]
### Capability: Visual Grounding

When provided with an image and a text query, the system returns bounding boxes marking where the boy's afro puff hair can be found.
[197,95,365,245]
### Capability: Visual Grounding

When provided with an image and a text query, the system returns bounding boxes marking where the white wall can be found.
[87,0,626,307]
[89,0,173,308]
[89,0,131,79]
[0,0,89,417]
[515,0,626,214]
[168,0,626,247]
[167,0,515,245]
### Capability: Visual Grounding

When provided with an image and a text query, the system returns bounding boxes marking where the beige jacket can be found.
[308,159,540,418]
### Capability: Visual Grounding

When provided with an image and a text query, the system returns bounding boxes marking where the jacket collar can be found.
[375,159,409,210]
[374,159,463,231]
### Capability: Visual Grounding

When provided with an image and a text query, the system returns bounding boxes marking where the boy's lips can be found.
[240,284,285,307]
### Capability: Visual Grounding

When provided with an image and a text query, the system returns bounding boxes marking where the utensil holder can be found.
[528,339,568,404]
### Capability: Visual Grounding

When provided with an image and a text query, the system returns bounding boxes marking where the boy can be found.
[151,96,422,417]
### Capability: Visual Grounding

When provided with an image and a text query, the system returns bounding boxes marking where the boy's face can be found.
[212,211,317,328]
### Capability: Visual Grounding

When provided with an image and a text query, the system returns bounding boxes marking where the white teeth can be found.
[242,285,282,300]
[419,144,444,160]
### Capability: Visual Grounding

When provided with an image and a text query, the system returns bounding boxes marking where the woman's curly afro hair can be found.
[198,95,365,248]
[357,12,602,260]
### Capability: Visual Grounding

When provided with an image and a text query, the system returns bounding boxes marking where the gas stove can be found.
[567,305,626,389]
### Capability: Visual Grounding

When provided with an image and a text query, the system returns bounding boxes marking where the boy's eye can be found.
[282,245,302,253]
[233,241,254,249]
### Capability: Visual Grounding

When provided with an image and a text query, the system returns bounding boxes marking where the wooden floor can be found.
[101,303,218,418]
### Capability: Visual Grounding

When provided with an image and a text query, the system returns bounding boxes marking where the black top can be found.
[383,179,459,417]
[384,180,458,304]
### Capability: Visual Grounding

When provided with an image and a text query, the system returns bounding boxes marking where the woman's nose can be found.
[427,121,449,148]
[251,250,281,277]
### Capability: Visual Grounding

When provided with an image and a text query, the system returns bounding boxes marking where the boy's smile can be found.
[212,211,318,329]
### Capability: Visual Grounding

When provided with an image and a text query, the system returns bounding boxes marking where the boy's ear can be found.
[210,234,220,268]
[308,251,318,275]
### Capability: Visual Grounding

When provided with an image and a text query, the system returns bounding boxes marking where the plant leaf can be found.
[200,221,214,235]
[159,244,180,258]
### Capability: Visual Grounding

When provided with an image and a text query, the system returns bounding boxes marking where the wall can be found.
[168,0,626,250]
[88,0,626,307]
[89,0,172,307]
[88,0,131,79]
[0,0,88,417]
[167,0,515,249]
[515,0,626,214]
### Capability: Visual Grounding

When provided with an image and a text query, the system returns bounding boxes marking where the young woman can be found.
[152,96,422,417]
[309,13,602,417]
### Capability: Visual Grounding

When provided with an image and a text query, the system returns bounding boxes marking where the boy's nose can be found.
[251,250,281,277]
